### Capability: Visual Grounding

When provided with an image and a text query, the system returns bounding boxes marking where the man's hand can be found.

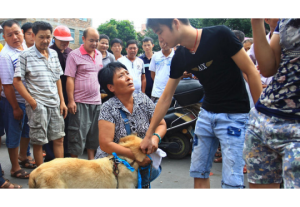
[140,135,158,154]
[31,99,37,110]
[13,107,23,120]
[136,156,152,167]
[60,102,68,119]
[181,71,192,79]
[68,100,77,114]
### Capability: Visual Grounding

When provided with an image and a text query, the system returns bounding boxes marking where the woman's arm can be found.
[98,120,135,160]
[251,19,281,77]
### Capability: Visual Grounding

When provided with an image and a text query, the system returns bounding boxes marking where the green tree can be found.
[189,19,201,28]
[97,19,137,54]
[189,18,254,37]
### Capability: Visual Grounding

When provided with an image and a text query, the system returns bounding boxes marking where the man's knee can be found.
[53,137,64,145]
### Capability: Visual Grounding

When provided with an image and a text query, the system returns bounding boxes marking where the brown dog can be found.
[28,135,147,188]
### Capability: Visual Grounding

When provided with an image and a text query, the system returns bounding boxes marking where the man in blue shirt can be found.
[139,37,155,98]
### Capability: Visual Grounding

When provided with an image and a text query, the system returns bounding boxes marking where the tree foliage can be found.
[97,19,137,54]
[189,18,253,37]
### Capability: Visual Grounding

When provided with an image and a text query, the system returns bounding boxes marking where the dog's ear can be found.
[119,135,146,162]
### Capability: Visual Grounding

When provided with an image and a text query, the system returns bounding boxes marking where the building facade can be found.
[0,18,92,50]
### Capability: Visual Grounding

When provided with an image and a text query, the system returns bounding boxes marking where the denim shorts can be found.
[244,108,300,188]
[2,97,30,148]
[190,108,248,189]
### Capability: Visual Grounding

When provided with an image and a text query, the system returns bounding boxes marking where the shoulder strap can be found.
[118,109,131,135]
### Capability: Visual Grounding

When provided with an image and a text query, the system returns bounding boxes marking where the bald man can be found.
[65,27,103,159]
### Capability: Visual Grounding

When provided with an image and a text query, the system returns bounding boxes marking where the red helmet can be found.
[53,25,74,41]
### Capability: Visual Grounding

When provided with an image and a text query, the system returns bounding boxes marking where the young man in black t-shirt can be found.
[140,19,262,189]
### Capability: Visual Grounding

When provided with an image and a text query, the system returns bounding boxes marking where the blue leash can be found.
[138,155,152,189]
[118,108,152,188]
[112,152,135,172]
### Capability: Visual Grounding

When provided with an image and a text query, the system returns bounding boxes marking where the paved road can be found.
[0,135,249,189]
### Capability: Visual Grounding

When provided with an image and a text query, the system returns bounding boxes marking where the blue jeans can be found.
[190,108,248,189]
[0,99,5,137]
[140,165,161,188]
[2,97,30,148]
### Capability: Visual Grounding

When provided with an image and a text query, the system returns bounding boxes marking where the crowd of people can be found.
[0,18,299,189]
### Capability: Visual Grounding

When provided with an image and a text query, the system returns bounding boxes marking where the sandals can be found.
[0,179,22,188]
[19,159,37,169]
[214,157,222,163]
[215,152,222,157]
[243,165,247,174]
[10,169,30,179]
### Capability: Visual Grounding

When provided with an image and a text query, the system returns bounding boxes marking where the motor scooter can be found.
[159,79,204,159]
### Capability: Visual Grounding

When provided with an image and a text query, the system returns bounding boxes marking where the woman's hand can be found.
[251,19,264,25]
[136,156,152,167]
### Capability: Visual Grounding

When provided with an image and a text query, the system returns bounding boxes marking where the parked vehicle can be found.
[159,79,204,159]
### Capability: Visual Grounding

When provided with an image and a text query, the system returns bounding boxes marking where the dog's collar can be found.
[110,153,137,189]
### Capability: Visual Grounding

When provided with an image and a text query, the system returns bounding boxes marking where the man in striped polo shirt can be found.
[65,27,102,160]
[0,20,31,180]
[13,21,68,167]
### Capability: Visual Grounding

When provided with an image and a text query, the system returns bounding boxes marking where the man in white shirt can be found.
[247,18,279,88]
[149,40,174,104]
[118,40,146,93]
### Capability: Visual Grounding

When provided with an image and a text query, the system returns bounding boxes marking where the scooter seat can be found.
[164,109,194,129]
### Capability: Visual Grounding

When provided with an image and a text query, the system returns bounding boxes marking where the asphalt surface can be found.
[0,134,249,189]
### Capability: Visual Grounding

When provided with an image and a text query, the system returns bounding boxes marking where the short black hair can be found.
[110,38,123,47]
[98,62,128,96]
[1,19,20,34]
[21,22,33,34]
[242,38,253,44]
[142,36,153,44]
[126,39,138,48]
[100,34,109,41]
[146,18,190,30]
[32,21,52,35]
[232,30,245,43]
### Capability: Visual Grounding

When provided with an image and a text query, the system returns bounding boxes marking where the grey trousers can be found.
[68,103,101,155]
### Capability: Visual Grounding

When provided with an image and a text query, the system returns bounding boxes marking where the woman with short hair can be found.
[95,62,167,188]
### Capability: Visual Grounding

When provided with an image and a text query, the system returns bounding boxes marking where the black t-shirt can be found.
[170,25,249,113]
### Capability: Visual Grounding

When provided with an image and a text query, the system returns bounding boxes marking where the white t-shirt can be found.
[149,49,174,98]
[118,56,145,93]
